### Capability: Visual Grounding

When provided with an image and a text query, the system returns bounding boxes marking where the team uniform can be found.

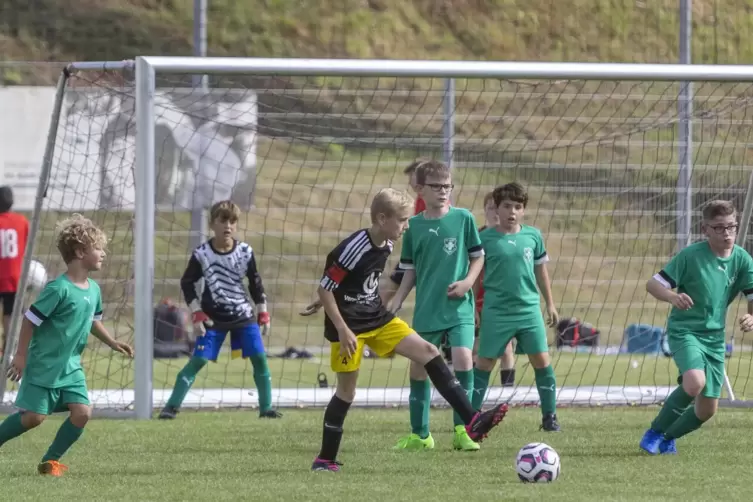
[0,212,29,316]
[655,242,753,398]
[389,195,426,285]
[320,229,413,372]
[399,207,482,348]
[397,207,484,447]
[181,240,267,360]
[160,238,278,419]
[478,225,550,358]
[16,275,102,415]
[640,241,753,454]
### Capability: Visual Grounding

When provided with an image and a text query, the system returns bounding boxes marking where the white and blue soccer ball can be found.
[515,442,560,483]
[27,260,48,291]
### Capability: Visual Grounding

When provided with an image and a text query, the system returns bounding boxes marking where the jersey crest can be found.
[443,237,457,255]
[523,247,533,263]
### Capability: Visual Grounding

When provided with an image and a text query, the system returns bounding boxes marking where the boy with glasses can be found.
[640,200,753,455]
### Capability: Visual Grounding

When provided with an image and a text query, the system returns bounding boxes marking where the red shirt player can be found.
[0,186,29,355]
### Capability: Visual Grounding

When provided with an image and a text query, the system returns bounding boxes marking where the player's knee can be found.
[20,411,45,429]
[187,356,209,372]
[475,356,496,372]
[682,374,705,397]
[335,373,358,402]
[69,405,91,427]
[528,352,550,369]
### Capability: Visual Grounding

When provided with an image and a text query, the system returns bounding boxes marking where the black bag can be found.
[153,299,193,359]
[555,317,600,348]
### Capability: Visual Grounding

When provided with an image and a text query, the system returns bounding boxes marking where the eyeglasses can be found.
[425,183,454,193]
[709,224,739,235]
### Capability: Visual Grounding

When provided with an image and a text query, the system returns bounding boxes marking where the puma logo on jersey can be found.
[428,227,440,236]
[507,240,516,246]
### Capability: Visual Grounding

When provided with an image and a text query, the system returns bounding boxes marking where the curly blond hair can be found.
[56,214,108,264]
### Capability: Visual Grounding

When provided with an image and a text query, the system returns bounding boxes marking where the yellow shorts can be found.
[330,317,414,372]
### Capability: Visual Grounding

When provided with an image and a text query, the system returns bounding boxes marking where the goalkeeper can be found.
[159,200,281,419]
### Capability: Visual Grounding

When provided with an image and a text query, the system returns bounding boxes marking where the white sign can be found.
[0,86,257,211]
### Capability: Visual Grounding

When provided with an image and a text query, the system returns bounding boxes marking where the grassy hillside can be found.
[4,0,753,78]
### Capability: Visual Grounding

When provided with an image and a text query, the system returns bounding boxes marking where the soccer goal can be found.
[3,57,753,419]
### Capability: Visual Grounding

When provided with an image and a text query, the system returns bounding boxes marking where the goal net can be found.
[4,60,753,415]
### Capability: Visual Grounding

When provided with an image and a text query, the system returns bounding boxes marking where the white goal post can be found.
[3,57,753,420]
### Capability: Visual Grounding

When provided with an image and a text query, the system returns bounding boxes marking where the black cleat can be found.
[466,403,509,443]
[311,457,342,472]
[259,409,283,419]
[541,413,561,432]
[158,406,179,420]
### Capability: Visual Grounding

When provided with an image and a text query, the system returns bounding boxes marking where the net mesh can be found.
[9,68,753,411]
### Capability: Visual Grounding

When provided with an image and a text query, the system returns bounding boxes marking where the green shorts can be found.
[15,380,90,415]
[478,315,549,359]
[668,332,725,399]
[420,323,475,350]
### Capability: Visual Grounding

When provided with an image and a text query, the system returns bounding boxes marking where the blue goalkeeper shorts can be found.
[193,324,264,361]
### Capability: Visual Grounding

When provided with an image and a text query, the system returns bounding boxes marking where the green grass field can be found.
[1,408,752,501]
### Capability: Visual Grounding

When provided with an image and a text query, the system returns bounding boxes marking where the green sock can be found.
[250,353,273,413]
[453,370,474,427]
[472,368,491,411]
[650,386,694,433]
[166,356,208,409]
[0,412,28,447]
[534,365,557,416]
[41,418,84,462]
[663,406,705,440]
[409,379,431,438]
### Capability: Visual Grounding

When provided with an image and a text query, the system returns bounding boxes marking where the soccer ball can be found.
[27,260,48,291]
[515,442,560,483]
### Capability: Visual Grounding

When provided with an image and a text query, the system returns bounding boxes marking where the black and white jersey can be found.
[181,240,266,330]
[320,229,394,341]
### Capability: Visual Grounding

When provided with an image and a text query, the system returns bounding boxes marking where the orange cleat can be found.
[38,460,68,477]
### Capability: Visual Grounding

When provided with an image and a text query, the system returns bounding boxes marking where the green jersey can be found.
[23,274,103,388]
[399,207,483,332]
[480,224,549,322]
[656,241,753,338]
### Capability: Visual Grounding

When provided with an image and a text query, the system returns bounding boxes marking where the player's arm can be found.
[389,226,416,311]
[448,212,484,298]
[646,252,693,310]
[89,292,133,357]
[736,254,753,332]
[91,321,134,358]
[245,251,271,333]
[533,235,558,326]
[180,253,211,328]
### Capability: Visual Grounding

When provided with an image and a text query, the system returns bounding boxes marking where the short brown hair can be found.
[403,158,432,175]
[209,200,240,224]
[371,188,413,223]
[702,200,737,221]
[492,182,528,207]
[56,214,108,264]
[415,159,450,185]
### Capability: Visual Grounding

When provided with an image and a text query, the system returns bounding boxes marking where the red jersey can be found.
[0,212,29,293]
[414,196,426,214]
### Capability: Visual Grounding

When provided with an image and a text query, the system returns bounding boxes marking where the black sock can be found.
[424,355,476,424]
[318,395,351,461]
[501,369,516,387]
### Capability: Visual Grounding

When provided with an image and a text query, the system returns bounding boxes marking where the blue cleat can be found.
[659,438,677,455]
[639,428,663,455]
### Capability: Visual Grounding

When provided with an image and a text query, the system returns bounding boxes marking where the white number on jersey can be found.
[0,229,19,258]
